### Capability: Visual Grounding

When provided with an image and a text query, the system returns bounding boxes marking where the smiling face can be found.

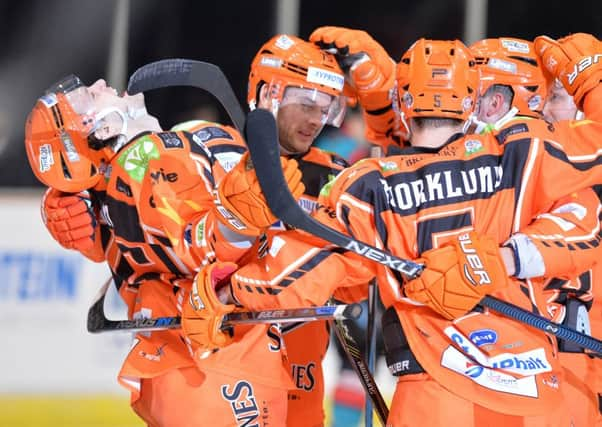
[258,85,341,155]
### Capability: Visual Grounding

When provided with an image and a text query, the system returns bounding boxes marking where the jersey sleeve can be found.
[509,187,602,278]
[148,128,254,273]
[230,163,386,310]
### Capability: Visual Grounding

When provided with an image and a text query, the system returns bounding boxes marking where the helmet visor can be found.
[46,75,95,117]
[277,86,347,127]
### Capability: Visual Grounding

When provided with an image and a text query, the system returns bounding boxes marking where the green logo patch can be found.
[117,136,160,182]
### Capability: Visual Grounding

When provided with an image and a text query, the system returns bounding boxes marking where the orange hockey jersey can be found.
[231,114,602,416]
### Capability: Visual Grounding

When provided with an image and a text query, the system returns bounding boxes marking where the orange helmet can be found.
[25,75,105,193]
[396,39,480,125]
[248,34,347,126]
[470,37,549,117]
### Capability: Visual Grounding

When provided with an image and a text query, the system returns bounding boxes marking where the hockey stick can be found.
[87,278,362,333]
[365,280,379,426]
[244,108,602,356]
[127,58,246,131]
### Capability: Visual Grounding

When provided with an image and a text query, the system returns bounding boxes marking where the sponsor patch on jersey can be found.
[464,139,483,156]
[469,329,498,347]
[275,34,295,50]
[307,66,345,91]
[269,236,287,257]
[441,346,539,397]
[116,135,160,183]
[501,38,530,54]
[158,132,184,149]
[194,126,234,143]
[39,144,54,172]
[214,151,242,173]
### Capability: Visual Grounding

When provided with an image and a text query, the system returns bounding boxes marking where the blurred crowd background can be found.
[0,0,600,187]
[0,1,600,426]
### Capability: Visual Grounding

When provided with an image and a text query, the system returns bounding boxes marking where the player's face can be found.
[276,87,333,154]
[542,82,578,122]
[87,79,146,140]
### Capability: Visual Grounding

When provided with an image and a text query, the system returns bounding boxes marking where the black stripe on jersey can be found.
[346,141,531,217]
[495,123,529,145]
[209,143,246,156]
[297,157,342,198]
[115,177,133,197]
[152,234,172,247]
[157,132,184,149]
[149,244,184,275]
[544,140,602,171]
[117,243,152,265]
[105,197,145,242]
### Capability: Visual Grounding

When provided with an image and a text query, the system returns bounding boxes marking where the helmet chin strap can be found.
[470,106,519,134]
[93,107,129,153]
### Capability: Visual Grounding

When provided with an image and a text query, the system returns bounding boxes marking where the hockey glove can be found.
[403,232,510,320]
[182,262,239,354]
[310,26,396,112]
[42,188,102,256]
[215,151,304,236]
[534,33,602,109]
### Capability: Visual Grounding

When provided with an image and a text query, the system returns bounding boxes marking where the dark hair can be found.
[412,117,463,129]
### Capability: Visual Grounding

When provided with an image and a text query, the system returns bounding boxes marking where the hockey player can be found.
[184,33,602,426]
[470,35,602,426]
[180,34,353,427]
[25,75,304,426]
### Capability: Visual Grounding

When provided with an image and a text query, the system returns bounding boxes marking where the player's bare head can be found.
[470,37,549,120]
[396,38,479,138]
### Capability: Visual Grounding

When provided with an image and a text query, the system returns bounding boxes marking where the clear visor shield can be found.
[276,86,347,128]
[45,75,127,145]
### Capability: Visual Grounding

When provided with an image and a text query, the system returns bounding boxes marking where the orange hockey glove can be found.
[215,152,304,236]
[42,188,101,255]
[403,232,510,320]
[182,262,239,354]
[310,26,396,112]
[534,33,602,109]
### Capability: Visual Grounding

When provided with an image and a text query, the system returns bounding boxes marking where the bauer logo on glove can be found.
[458,233,493,286]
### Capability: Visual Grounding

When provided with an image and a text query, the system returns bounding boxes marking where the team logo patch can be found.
[275,34,294,50]
[528,94,542,111]
[464,139,483,156]
[195,126,233,143]
[117,135,160,183]
[158,132,184,149]
[379,160,398,172]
